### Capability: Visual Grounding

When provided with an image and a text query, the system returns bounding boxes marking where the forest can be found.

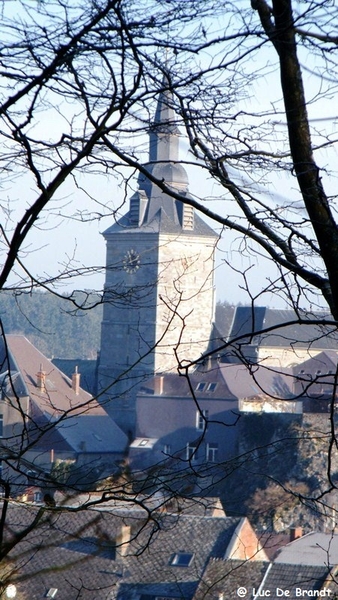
[0,290,232,360]
[0,290,102,359]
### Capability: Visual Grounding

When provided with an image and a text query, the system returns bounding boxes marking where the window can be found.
[170,552,194,567]
[0,415,3,438]
[196,409,209,431]
[186,443,198,462]
[196,382,217,393]
[34,490,43,503]
[195,382,206,392]
[207,382,217,392]
[206,443,218,462]
[163,444,171,455]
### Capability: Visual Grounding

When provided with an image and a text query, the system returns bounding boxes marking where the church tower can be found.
[98,86,218,434]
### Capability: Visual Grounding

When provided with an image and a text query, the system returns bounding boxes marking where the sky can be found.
[2,1,338,311]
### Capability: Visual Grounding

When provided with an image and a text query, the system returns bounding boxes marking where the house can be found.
[193,558,338,600]
[1,499,267,600]
[128,347,338,475]
[274,531,338,566]
[4,494,338,600]
[129,367,239,471]
[128,356,301,473]
[0,334,128,490]
[224,306,338,367]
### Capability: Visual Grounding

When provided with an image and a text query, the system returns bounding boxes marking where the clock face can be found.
[123,249,140,273]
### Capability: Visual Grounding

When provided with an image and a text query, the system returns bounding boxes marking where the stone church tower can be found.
[98,86,218,434]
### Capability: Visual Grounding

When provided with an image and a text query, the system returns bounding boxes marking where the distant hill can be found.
[0,290,102,359]
[0,293,233,360]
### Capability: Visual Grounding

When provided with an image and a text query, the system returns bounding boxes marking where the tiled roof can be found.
[193,558,268,599]
[193,559,338,600]
[6,335,104,416]
[4,335,128,456]
[261,562,334,599]
[3,503,243,600]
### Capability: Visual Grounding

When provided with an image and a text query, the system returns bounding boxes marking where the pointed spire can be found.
[134,81,192,230]
[149,88,180,164]
[139,84,189,197]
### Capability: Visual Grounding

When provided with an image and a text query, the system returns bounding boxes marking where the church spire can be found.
[149,87,180,164]
[138,85,189,206]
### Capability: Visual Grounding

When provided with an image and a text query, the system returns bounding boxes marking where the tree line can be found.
[0,291,234,360]
[0,290,102,359]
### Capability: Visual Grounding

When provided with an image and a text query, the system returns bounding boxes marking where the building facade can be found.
[98,85,218,434]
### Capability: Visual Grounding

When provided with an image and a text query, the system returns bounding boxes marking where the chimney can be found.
[116,524,131,557]
[153,375,164,395]
[290,526,303,542]
[36,364,46,392]
[72,366,80,395]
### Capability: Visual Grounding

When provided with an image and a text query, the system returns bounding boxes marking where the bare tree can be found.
[1,1,338,593]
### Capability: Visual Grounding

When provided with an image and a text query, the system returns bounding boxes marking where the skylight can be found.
[170,552,194,567]
[196,382,206,392]
[207,382,217,392]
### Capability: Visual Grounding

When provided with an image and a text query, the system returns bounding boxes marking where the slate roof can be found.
[275,532,338,567]
[219,363,293,401]
[138,369,235,401]
[226,306,338,350]
[103,86,217,240]
[193,559,338,600]
[6,335,103,416]
[103,203,216,237]
[193,558,268,599]
[3,503,245,600]
[3,335,128,457]
[259,562,336,599]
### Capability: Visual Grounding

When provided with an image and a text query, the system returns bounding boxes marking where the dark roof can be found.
[193,558,268,599]
[103,205,216,237]
[261,562,335,599]
[226,307,338,351]
[55,415,127,454]
[138,369,235,401]
[193,558,338,600]
[3,503,244,600]
[103,87,217,240]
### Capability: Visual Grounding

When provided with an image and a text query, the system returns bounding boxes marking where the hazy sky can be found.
[2,2,338,311]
